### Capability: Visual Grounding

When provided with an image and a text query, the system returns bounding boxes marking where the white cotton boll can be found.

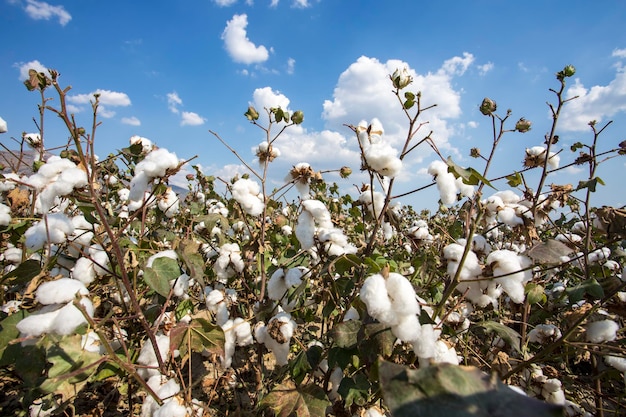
[587,247,611,264]
[24,213,75,251]
[585,319,619,343]
[81,331,103,353]
[360,274,396,325]
[232,317,253,346]
[36,278,89,305]
[295,210,316,250]
[268,269,289,301]
[137,333,170,379]
[256,313,297,366]
[221,319,237,368]
[391,313,421,342]
[214,243,244,283]
[72,257,97,285]
[431,340,460,365]
[318,227,357,256]
[118,188,130,201]
[136,148,179,178]
[281,225,292,236]
[153,397,187,417]
[0,202,11,226]
[528,324,562,344]
[158,188,180,217]
[172,274,190,297]
[359,191,386,218]
[428,160,458,205]
[343,306,360,321]
[412,324,441,359]
[301,199,332,227]
[16,305,62,337]
[487,250,531,304]
[129,171,150,202]
[364,142,402,178]
[231,178,264,216]
[50,298,93,335]
[604,355,626,372]
[443,243,482,281]
[386,273,420,317]
[363,406,384,417]
[497,206,524,227]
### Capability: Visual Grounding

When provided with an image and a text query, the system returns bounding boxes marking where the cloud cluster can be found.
[15,0,72,26]
[166,92,206,126]
[222,14,269,65]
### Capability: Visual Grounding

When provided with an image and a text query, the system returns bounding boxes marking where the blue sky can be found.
[1,0,626,210]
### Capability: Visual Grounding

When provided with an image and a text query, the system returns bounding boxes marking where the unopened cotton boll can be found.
[585,319,619,343]
[36,278,89,305]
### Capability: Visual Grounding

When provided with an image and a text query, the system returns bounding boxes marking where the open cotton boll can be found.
[386,273,420,317]
[0,116,7,133]
[267,269,290,301]
[528,324,562,344]
[136,148,180,178]
[36,278,89,305]
[585,319,619,343]
[255,312,297,366]
[391,313,421,342]
[363,142,403,178]
[146,249,178,268]
[171,273,190,297]
[301,199,332,227]
[38,166,88,213]
[0,202,11,226]
[360,274,396,325]
[137,333,171,379]
[51,298,94,335]
[205,288,229,326]
[604,355,626,372]
[231,178,264,216]
[157,188,180,218]
[295,210,316,250]
[412,324,441,359]
[72,257,97,285]
[431,340,460,365]
[487,250,532,304]
[214,243,244,284]
[129,135,153,153]
[153,397,187,417]
[428,160,458,205]
[318,227,357,256]
[359,190,386,219]
[24,213,75,250]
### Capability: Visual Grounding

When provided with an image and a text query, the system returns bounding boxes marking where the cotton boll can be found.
[36,278,89,305]
[454,177,474,199]
[129,135,153,153]
[428,160,458,205]
[153,397,187,417]
[360,274,396,325]
[146,249,179,268]
[50,298,94,335]
[363,142,402,177]
[24,213,75,250]
[255,312,297,366]
[431,340,460,365]
[295,210,316,250]
[16,304,63,337]
[528,324,562,344]
[412,324,441,359]
[359,190,386,219]
[231,178,264,216]
[487,250,532,304]
[391,313,421,342]
[214,243,244,284]
[129,171,151,203]
[136,148,179,178]
[267,269,289,301]
[72,257,97,285]
[157,188,180,218]
[172,274,190,297]
[386,273,420,317]
[604,355,626,372]
[363,406,385,417]
[301,199,332,227]
[137,333,170,379]
[0,202,11,226]
[0,116,7,133]
[585,319,619,343]
[497,206,524,227]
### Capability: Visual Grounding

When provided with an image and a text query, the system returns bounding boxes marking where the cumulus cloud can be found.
[222,14,270,64]
[121,116,141,126]
[181,111,206,126]
[612,48,626,59]
[251,86,291,111]
[21,0,71,26]
[66,90,131,118]
[214,0,238,5]
[560,66,626,131]
[287,58,296,75]
[477,62,494,76]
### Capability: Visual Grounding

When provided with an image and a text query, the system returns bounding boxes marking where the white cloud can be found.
[251,86,291,111]
[23,0,71,26]
[167,92,183,113]
[68,90,131,106]
[214,0,238,6]
[477,62,494,76]
[16,59,48,80]
[440,52,474,76]
[612,48,626,58]
[292,0,310,7]
[221,14,269,64]
[287,58,296,75]
[181,111,206,126]
[560,67,626,131]
[270,0,279,6]
[121,116,141,126]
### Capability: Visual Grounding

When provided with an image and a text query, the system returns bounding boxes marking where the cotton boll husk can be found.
[391,313,421,342]
[360,274,396,325]
[585,319,619,343]
[36,278,89,305]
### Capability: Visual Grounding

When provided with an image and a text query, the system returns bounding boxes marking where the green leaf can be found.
[179,239,206,287]
[378,361,563,417]
[143,256,180,297]
[474,321,522,354]
[525,283,547,305]
[1,259,41,286]
[575,177,605,192]
[506,172,523,188]
[566,278,604,302]
[291,350,312,385]
[330,319,361,349]
[446,157,496,190]
[260,381,330,417]
[338,371,372,407]
[169,311,225,359]
[0,309,29,360]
